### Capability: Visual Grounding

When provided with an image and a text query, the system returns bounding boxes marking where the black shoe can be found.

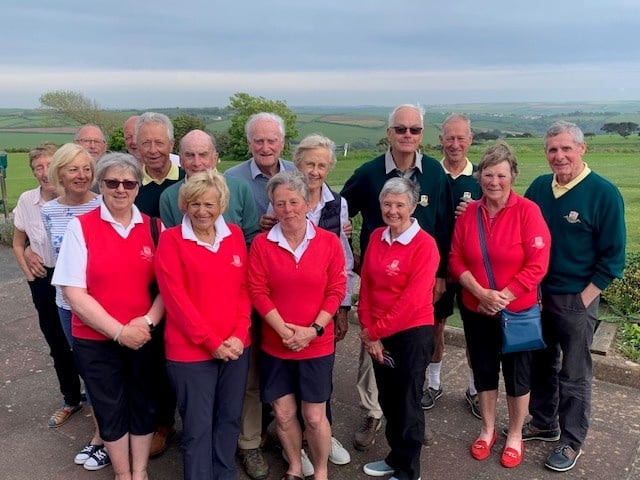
[465,388,482,419]
[420,387,443,410]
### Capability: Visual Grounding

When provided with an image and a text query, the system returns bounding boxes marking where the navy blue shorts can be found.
[73,337,156,441]
[259,351,334,404]
[434,282,462,320]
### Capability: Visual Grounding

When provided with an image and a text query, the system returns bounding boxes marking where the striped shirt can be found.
[12,187,56,268]
[41,196,101,309]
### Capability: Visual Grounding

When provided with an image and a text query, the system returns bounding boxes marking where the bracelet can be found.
[113,324,125,344]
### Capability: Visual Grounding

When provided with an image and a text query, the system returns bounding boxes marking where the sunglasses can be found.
[102,179,139,190]
[391,126,423,135]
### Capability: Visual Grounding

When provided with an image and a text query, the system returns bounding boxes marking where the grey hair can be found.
[96,152,143,185]
[266,170,310,204]
[74,124,106,141]
[441,113,472,135]
[476,141,519,181]
[544,121,584,149]
[378,177,420,208]
[135,112,174,141]
[245,112,286,141]
[293,134,337,170]
[388,104,425,128]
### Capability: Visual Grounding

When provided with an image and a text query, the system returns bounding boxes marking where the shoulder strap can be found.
[150,216,160,247]
[477,208,497,290]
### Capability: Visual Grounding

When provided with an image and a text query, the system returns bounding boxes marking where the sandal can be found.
[281,474,304,480]
[470,431,497,460]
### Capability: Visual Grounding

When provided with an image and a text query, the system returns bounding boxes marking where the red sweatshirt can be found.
[449,191,551,313]
[358,226,440,341]
[248,225,346,360]
[155,224,251,362]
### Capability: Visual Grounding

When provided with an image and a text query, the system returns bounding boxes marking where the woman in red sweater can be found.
[248,170,346,480]
[358,177,439,480]
[52,153,164,480]
[154,170,251,480]
[449,142,551,468]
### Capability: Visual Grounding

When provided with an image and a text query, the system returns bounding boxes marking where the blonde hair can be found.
[48,143,96,190]
[178,169,229,214]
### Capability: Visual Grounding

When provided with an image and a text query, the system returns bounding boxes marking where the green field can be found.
[3,140,639,252]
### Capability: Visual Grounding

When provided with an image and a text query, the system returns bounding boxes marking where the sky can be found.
[1,0,639,109]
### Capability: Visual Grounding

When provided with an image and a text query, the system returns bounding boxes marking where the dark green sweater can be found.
[524,171,625,294]
[341,153,453,277]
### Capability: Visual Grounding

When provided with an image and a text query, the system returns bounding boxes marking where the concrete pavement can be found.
[1,244,639,480]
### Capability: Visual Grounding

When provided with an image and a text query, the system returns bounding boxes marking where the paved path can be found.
[0,245,639,480]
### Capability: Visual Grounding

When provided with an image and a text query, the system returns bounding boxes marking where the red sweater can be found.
[248,225,346,360]
[154,224,251,362]
[449,191,551,313]
[73,209,155,341]
[358,227,440,341]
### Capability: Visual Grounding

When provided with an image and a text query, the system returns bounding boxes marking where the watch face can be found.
[312,323,324,336]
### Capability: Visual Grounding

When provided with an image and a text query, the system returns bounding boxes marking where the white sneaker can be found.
[282,448,315,477]
[329,436,351,465]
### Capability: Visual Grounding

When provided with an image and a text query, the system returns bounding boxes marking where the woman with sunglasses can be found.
[53,153,164,480]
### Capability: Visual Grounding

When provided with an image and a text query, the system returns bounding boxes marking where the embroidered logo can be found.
[532,236,546,249]
[386,259,400,276]
[140,245,154,262]
[419,195,429,207]
[564,211,581,224]
[231,255,243,267]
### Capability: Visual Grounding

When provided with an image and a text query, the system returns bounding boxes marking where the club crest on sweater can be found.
[231,255,243,267]
[139,245,154,262]
[386,259,401,276]
[564,211,581,224]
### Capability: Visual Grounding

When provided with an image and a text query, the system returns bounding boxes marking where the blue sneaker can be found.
[83,446,111,471]
[363,460,394,477]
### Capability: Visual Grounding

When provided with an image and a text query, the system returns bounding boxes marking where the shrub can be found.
[618,322,640,362]
[603,252,640,318]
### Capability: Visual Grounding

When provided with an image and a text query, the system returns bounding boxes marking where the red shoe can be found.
[470,431,497,460]
[501,441,524,468]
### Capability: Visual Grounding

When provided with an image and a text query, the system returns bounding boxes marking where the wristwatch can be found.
[144,315,155,332]
[311,323,325,337]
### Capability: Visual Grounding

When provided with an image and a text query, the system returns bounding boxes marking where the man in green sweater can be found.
[524,121,626,472]
[159,129,259,245]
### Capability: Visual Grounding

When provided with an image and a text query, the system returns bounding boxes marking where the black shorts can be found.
[259,351,334,404]
[434,282,462,320]
[459,304,532,397]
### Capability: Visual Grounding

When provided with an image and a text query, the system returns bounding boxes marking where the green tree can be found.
[601,122,639,138]
[226,92,298,161]
[39,90,121,134]
[109,126,125,152]
[212,130,232,157]
[172,114,207,153]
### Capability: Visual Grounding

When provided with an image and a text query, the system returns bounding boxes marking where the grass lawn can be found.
[3,140,639,252]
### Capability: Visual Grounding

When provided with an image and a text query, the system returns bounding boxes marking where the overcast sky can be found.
[1,0,639,109]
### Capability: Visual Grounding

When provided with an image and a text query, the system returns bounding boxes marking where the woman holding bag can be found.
[449,142,551,468]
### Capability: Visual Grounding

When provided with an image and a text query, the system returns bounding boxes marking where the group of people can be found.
[11,104,626,480]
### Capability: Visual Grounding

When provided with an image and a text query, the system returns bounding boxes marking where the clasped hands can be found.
[477,288,511,316]
[281,323,315,352]
[117,316,152,350]
[213,336,245,362]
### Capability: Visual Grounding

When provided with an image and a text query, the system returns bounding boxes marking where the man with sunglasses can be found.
[341,104,453,456]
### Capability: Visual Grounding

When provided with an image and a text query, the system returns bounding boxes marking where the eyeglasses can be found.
[102,179,139,190]
[76,138,106,146]
[391,126,423,135]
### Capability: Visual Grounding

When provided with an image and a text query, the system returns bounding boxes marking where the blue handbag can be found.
[477,209,546,354]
